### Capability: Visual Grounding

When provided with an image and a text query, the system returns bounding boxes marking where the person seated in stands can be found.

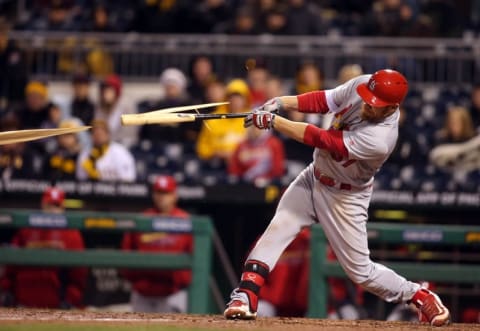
[89,4,115,33]
[469,84,480,132]
[389,106,424,166]
[285,0,323,35]
[70,74,95,126]
[77,119,136,182]
[140,68,197,144]
[188,56,217,104]
[44,118,86,182]
[0,18,28,113]
[122,175,192,313]
[196,79,249,165]
[0,113,43,180]
[0,186,87,309]
[257,228,363,320]
[95,74,138,148]
[337,64,364,84]
[214,6,259,35]
[246,60,270,107]
[435,106,476,145]
[204,79,227,104]
[17,80,52,129]
[289,62,325,128]
[228,126,285,186]
[291,61,324,95]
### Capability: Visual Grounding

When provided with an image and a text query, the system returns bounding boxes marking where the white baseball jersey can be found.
[313,75,400,188]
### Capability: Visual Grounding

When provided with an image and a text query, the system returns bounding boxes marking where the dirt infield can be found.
[1,308,479,331]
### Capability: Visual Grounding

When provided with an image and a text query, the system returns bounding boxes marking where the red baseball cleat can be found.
[411,288,450,326]
[224,289,257,320]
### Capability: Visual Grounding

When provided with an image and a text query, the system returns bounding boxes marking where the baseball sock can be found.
[237,259,270,312]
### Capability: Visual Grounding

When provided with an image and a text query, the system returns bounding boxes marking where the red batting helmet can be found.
[42,187,65,206]
[356,69,408,107]
[153,175,177,193]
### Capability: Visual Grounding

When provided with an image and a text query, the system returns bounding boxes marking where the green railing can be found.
[308,222,480,318]
[0,209,213,314]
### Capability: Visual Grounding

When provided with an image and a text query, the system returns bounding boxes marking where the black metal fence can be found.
[10,31,480,84]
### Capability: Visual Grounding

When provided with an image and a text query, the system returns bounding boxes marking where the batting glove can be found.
[244,109,276,130]
[258,97,283,113]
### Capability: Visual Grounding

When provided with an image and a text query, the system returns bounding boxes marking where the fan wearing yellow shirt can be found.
[196,79,250,163]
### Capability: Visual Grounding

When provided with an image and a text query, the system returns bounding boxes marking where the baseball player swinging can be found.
[224,69,450,326]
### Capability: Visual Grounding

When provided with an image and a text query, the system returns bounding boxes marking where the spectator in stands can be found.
[469,84,480,131]
[140,68,198,145]
[40,103,65,153]
[122,175,192,313]
[18,80,51,129]
[70,74,95,127]
[77,119,136,182]
[228,126,285,186]
[41,103,63,129]
[262,6,288,35]
[95,74,138,148]
[0,19,27,113]
[292,61,324,95]
[44,118,85,182]
[0,186,87,309]
[435,106,476,144]
[188,56,216,104]
[361,0,432,37]
[186,0,232,33]
[388,106,423,166]
[337,64,364,84]
[89,4,115,32]
[247,60,270,107]
[205,80,227,104]
[265,76,285,100]
[285,0,323,35]
[216,6,259,34]
[422,0,462,37]
[27,0,78,31]
[196,79,249,163]
[133,0,185,33]
[85,41,115,77]
[0,113,43,179]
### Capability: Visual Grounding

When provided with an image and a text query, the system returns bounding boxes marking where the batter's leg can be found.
[224,165,317,320]
[313,184,449,326]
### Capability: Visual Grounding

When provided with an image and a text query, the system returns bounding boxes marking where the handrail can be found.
[8,31,480,83]
[0,209,214,314]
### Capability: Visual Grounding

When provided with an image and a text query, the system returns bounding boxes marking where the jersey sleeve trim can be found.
[297,91,329,114]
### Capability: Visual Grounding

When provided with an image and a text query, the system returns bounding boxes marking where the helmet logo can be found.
[369,80,376,91]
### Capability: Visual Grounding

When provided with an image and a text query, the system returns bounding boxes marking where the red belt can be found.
[313,168,352,191]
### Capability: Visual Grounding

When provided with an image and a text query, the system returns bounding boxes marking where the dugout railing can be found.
[308,222,480,318]
[0,209,213,313]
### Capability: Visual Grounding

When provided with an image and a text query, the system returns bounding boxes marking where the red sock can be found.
[237,260,270,312]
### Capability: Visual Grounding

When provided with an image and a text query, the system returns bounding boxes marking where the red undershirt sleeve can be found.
[303,125,349,158]
[297,91,329,114]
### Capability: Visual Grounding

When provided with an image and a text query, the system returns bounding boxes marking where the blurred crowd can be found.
[0,0,476,38]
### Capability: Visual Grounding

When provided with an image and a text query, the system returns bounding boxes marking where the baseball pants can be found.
[248,164,420,303]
